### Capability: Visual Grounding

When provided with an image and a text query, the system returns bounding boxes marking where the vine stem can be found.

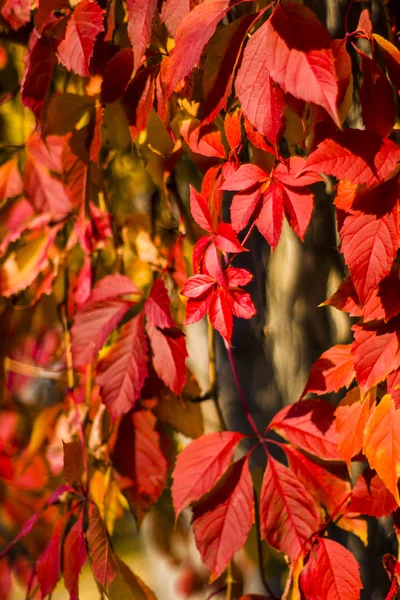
[224,340,268,458]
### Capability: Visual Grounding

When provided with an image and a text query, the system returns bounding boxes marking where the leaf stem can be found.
[69,390,90,497]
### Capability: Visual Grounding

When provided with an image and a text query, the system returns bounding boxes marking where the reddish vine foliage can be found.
[1,0,400,598]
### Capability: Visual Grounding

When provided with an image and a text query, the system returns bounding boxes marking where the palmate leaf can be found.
[299,538,362,600]
[172,431,244,516]
[192,455,254,580]
[260,456,320,560]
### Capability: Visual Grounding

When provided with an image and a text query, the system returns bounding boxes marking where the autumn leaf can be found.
[263,3,343,126]
[111,408,168,522]
[63,509,87,599]
[126,0,157,73]
[57,0,105,77]
[192,456,254,580]
[260,456,320,560]
[268,399,341,460]
[363,395,400,505]
[335,387,375,466]
[172,431,244,516]
[351,322,400,396]
[300,130,400,186]
[302,344,355,397]
[299,537,362,600]
[348,469,397,518]
[87,502,118,591]
[97,315,148,419]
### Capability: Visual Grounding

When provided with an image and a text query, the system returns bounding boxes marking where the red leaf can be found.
[264,3,341,126]
[202,13,258,125]
[340,209,398,304]
[57,0,105,77]
[229,289,256,319]
[225,267,253,287]
[302,344,355,397]
[300,130,400,186]
[63,509,87,600]
[214,222,245,254]
[21,34,56,120]
[268,399,341,460]
[231,188,262,232]
[351,322,400,396]
[221,163,267,191]
[97,315,148,419]
[88,274,139,303]
[182,274,215,299]
[363,267,400,323]
[144,279,175,328]
[0,157,23,202]
[260,456,320,560]
[146,323,188,394]
[181,120,226,159]
[185,292,214,324]
[189,186,214,232]
[359,50,396,137]
[63,440,84,486]
[111,408,168,522]
[283,445,350,515]
[1,0,32,30]
[172,431,244,516]
[61,131,89,211]
[299,538,362,600]
[348,468,397,517]
[209,287,233,342]
[36,512,70,596]
[235,18,285,144]
[100,48,134,104]
[160,0,190,37]
[254,181,284,249]
[71,299,133,367]
[388,369,400,409]
[224,109,242,153]
[363,394,400,504]
[321,276,362,318]
[335,387,375,466]
[126,0,157,73]
[87,502,118,590]
[165,0,251,96]
[192,456,254,580]
[122,66,155,140]
[0,512,39,559]
[24,155,70,218]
